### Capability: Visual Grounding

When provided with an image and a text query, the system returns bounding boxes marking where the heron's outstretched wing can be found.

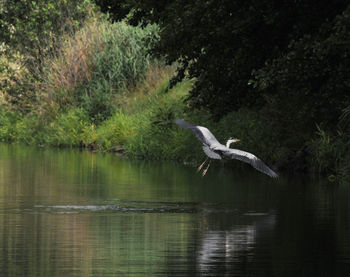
[174,119,220,147]
[202,145,222,159]
[223,148,278,178]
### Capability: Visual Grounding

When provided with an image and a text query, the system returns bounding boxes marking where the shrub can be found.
[45,108,91,147]
[312,104,350,183]
[0,0,96,113]
[0,107,21,142]
[43,18,160,122]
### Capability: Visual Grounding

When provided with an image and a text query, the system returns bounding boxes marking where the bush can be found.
[0,108,21,142]
[312,105,350,183]
[252,6,350,138]
[88,78,197,160]
[43,18,160,122]
[0,0,96,113]
[44,108,91,147]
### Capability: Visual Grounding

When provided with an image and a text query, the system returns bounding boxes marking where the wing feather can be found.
[202,145,222,159]
[223,148,278,178]
[175,119,278,178]
[175,119,220,146]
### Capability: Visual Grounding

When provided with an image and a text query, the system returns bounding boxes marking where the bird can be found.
[174,119,278,178]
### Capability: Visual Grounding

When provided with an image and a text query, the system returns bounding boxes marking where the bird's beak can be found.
[235,139,240,142]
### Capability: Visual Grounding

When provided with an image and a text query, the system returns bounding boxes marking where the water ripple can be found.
[33,200,242,214]
[34,202,198,214]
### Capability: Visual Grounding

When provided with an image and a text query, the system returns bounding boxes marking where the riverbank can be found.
[1,72,346,182]
[0,10,349,184]
[1,85,349,183]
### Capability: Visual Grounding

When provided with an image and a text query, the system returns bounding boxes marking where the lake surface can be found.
[0,144,350,276]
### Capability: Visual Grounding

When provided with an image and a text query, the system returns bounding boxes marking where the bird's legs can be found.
[197,157,212,176]
[197,157,208,172]
[202,160,211,176]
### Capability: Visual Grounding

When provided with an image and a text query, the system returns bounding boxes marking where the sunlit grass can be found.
[39,16,160,122]
[1,13,348,182]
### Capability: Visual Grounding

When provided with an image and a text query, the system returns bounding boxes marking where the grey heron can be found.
[175,119,278,177]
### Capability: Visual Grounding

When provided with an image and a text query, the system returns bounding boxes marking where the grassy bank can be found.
[1,78,349,183]
[0,78,277,163]
[1,11,349,184]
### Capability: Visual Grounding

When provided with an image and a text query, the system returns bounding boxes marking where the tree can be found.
[0,0,94,72]
[95,0,349,124]
[252,6,350,137]
[0,0,94,111]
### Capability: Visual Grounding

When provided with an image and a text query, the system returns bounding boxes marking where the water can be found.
[0,144,350,276]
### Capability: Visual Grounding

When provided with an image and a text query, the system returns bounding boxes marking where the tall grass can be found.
[0,105,91,147]
[312,104,350,183]
[2,12,348,183]
[1,66,282,166]
[93,74,282,167]
[95,75,193,157]
[0,108,21,142]
[41,17,160,122]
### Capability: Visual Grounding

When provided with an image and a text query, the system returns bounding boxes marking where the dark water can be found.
[0,144,350,276]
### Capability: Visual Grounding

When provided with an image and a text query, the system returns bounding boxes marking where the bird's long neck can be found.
[226,140,234,148]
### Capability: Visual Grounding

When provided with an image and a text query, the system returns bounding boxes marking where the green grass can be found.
[1,12,279,166]
[42,17,160,122]
[1,13,349,184]
[0,74,293,165]
[2,76,350,184]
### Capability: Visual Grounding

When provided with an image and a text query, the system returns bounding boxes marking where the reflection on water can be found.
[0,144,350,276]
[197,213,276,276]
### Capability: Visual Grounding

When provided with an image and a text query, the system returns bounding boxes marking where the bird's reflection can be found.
[197,213,276,274]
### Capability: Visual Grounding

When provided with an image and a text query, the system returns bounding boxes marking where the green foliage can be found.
[0,106,91,147]
[216,111,281,163]
[95,0,350,180]
[252,5,350,137]
[79,21,159,122]
[0,0,95,112]
[1,0,349,182]
[313,127,350,183]
[92,78,281,167]
[43,19,160,122]
[340,104,350,130]
[96,80,194,159]
[0,108,21,142]
[45,109,91,147]
[96,111,140,150]
[312,104,350,183]
[98,0,349,118]
[312,126,338,174]
[0,0,94,70]
[0,107,47,145]
[335,106,350,184]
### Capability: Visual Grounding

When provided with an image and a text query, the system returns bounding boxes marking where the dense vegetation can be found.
[1,0,350,183]
[97,0,350,118]
[96,0,350,182]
